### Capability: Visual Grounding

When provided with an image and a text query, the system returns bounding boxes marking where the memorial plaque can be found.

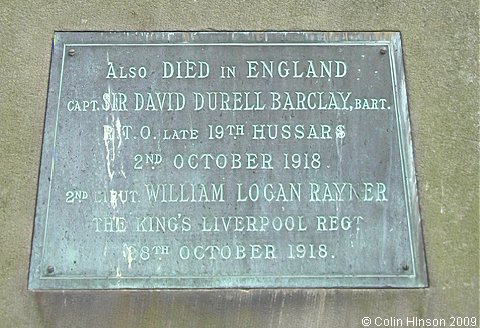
[28,32,427,289]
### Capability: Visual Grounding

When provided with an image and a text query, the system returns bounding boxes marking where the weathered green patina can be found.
[29,32,427,289]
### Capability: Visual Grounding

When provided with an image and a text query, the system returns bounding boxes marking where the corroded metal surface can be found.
[28,32,427,289]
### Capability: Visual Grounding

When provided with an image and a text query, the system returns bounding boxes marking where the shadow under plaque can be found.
[28,31,427,289]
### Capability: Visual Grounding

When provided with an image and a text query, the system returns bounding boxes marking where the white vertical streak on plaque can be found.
[115,117,127,178]
[115,116,122,149]
[103,241,108,256]
[103,111,115,182]
[122,244,134,269]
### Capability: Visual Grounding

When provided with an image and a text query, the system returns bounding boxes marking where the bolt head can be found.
[47,266,55,274]
[68,49,75,56]
[380,47,387,54]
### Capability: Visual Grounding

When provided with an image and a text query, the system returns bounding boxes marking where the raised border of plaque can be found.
[29,32,427,289]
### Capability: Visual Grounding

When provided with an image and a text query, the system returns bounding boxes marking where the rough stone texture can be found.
[0,1,478,327]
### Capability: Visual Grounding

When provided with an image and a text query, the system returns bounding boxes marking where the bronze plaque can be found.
[28,32,427,289]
